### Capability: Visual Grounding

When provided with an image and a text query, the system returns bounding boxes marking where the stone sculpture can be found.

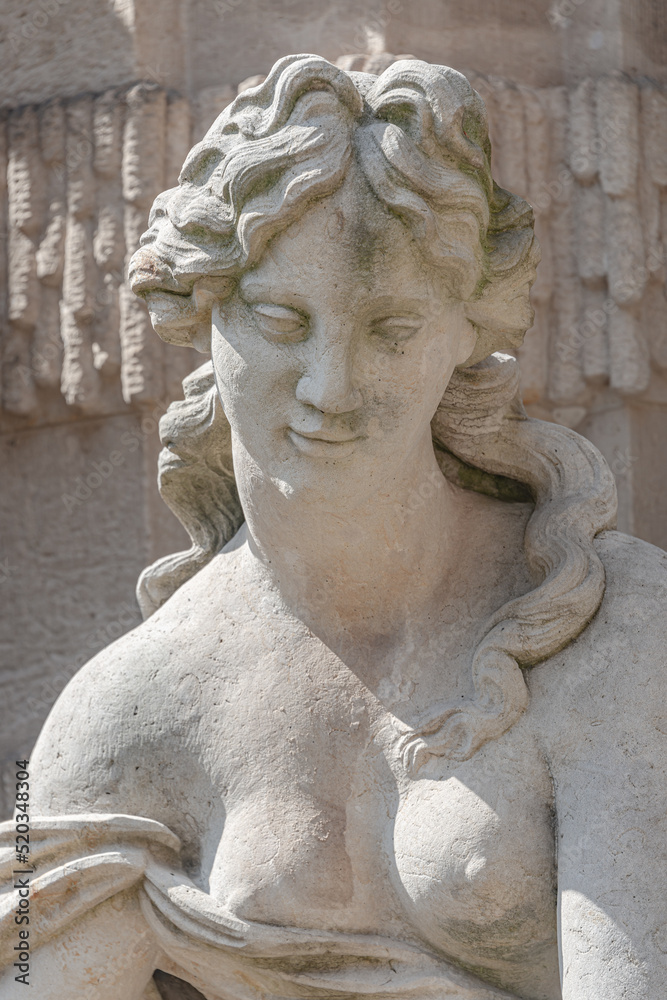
[1,55,665,999]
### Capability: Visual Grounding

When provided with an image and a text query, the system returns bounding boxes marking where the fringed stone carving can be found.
[92,90,124,380]
[61,96,102,410]
[120,84,167,405]
[33,101,65,391]
[5,105,43,416]
[0,67,666,429]
[0,115,8,412]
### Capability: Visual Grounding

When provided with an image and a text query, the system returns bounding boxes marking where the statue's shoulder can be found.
[29,614,189,820]
[30,547,251,819]
[529,529,667,758]
[595,527,667,597]
[590,528,667,661]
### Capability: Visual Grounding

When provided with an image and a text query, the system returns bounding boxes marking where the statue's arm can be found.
[528,532,667,997]
[554,731,666,998]
[547,619,667,995]
[0,635,174,997]
[0,890,162,999]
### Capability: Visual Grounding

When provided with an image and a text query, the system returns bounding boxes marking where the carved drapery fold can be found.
[0,814,519,998]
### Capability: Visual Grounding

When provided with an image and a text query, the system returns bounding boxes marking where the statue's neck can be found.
[234,435,464,643]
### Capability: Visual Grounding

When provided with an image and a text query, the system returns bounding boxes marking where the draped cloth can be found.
[0,814,516,1000]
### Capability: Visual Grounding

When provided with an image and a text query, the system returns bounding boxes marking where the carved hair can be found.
[130,54,537,362]
[131,55,617,769]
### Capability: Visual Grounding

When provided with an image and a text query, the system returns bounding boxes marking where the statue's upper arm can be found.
[554,730,666,996]
[547,599,667,998]
[30,627,167,819]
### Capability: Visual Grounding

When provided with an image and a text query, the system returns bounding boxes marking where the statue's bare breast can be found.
[160,555,560,999]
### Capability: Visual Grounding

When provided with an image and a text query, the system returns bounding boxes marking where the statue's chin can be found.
[265,466,360,504]
[236,441,377,507]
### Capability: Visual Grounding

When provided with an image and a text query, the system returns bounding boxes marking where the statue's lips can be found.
[287,428,363,457]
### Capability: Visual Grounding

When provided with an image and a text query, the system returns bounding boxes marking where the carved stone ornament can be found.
[2,55,665,999]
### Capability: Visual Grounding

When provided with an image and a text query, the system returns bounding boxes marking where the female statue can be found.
[1,55,664,1000]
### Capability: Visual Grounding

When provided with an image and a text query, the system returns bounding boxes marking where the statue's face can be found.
[211,169,476,504]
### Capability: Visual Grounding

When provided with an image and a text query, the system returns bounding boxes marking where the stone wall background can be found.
[1,0,666,815]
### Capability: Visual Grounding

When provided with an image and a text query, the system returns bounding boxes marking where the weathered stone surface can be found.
[0,23,666,990]
[2,54,664,999]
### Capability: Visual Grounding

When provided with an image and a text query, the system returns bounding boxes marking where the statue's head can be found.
[130,55,538,501]
[130,55,615,768]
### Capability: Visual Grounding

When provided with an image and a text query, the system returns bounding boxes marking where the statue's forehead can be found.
[244,178,415,286]
[240,205,424,299]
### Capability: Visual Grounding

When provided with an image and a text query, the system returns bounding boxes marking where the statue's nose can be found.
[295,333,363,414]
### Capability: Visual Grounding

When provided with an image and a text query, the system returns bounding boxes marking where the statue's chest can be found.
[199,629,388,923]
[390,746,558,978]
[195,630,557,975]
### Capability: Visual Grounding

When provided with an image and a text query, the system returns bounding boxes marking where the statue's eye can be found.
[371,316,423,346]
[251,303,308,343]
